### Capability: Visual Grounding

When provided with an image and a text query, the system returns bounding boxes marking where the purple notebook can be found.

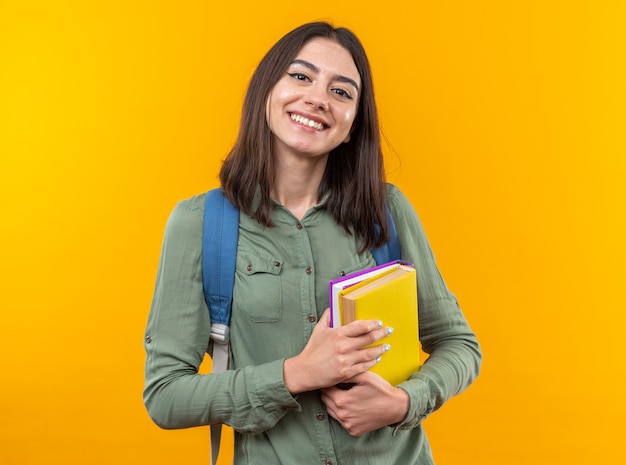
[328,260,413,327]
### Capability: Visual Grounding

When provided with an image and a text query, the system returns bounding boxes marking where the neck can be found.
[271,153,328,220]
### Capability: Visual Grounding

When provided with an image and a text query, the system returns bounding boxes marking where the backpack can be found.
[201,187,401,464]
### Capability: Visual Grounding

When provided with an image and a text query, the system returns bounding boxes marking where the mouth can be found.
[289,113,327,131]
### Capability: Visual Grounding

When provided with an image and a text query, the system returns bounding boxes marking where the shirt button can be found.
[145,336,152,344]
[247,263,253,271]
[316,412,325,421]
[296,222,303,230]
[325,460,333,465]
[274,261,281,267]
[305,267,312,275]
[308,314,316,323]
[339,271,346,277]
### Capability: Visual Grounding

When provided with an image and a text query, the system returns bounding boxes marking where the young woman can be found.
[144,21,481,464]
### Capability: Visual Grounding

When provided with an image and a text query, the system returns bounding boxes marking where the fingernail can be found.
[387,327,394,335]
[377,320,383,327]
[384,344,391,352]
[375,356,382,363]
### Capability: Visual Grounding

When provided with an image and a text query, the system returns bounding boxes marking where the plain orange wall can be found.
[1,1,625,464]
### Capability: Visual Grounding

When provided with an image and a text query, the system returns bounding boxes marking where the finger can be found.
[363,343,391,362]
[347,349,387,375]
[321,395,338,419]
[350,326,393,350]
[343,341,388,366]
[341,371,369,384]
[340,318,384,337]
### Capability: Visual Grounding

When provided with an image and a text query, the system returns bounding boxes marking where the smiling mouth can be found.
[290,113,327,131]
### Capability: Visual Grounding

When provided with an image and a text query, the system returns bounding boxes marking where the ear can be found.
[342,133,351,143]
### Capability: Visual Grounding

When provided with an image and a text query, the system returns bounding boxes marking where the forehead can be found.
[293,38,361,86]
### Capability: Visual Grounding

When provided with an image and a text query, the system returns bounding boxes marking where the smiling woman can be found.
[143,21,481,465]
[218,23,389,241]
[266,38,361,206]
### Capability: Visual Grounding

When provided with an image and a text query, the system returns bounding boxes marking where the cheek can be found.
[270,80,297,102]
[266,91,283,130]
[267,87,297,121]
[339,108,358,134]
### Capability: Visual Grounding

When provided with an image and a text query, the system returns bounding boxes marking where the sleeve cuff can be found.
[254,359,302,410]
[391,381,430,432]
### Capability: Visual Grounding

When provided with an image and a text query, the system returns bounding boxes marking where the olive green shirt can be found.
[144,184,481,465]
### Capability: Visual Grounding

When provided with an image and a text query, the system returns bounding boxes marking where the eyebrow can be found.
[290,59,360,93]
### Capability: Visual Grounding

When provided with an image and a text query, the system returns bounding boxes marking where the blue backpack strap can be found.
[371,205,401,264]
[202,188,239,465]
[202,188,240,343]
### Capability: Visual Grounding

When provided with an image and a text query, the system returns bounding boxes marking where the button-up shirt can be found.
[144,184,481,464]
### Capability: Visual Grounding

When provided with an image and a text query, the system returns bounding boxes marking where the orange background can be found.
[1,1,625,464]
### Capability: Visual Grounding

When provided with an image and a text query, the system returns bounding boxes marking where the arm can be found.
[320,186,481,435]
[143,199,300,433]
[387,185,482,429]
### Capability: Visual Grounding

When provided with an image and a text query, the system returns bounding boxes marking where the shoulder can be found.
[385,183,403,204]
[174,192,207,217]
[162,192,208,241]
[385,183,417,220]
[384,184,429,247]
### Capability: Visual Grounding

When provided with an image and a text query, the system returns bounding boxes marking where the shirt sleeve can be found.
[143,197,301,432]
[386,185,482,429]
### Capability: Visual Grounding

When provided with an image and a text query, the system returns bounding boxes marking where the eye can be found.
[287,72,310,82]
[332,88,354,100]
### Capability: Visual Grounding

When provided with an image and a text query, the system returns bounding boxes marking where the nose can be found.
[305,84,329,111]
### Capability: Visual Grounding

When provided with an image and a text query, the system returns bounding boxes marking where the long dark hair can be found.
[219,22,389,252]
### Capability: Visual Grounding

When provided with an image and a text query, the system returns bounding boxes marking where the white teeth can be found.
[290,113,325,130]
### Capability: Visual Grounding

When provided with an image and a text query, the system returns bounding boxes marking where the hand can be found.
[283,309,391,394]
[321,371,410,436]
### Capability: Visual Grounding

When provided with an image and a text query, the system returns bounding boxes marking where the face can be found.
[266,38,361,161]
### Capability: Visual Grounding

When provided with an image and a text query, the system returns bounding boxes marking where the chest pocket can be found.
[234,249,284,323]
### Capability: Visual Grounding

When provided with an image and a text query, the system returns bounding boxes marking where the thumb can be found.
[318,308,331,327]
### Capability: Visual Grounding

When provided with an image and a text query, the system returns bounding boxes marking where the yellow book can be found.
[339,265,420,386]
